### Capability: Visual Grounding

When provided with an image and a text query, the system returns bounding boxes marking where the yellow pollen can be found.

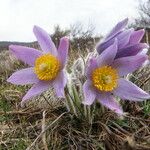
[92,66,118,92]
[34,54,60,81]
[39,63,48,71]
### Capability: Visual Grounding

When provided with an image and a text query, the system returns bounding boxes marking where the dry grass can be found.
[0,49,150,150]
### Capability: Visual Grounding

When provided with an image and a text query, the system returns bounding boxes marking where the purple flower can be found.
[7,26,69,104]
[96,18,149,59]
[83,40,150,114]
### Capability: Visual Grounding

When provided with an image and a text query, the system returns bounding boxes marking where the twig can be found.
[0,110,41,115]
[109,121,131,135]
[42,111,48,150]
[0,111,31,115]
[139,76,150,87]
[124,115,150,122]
[42,94,53,109]
[26,112,67,150]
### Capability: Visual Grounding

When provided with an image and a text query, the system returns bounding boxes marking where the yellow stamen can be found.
[92,66,118,92]
[34,54,60,81]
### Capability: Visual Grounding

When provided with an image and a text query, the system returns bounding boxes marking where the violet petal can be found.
[116,43,148,58]
[105,18,128,40]
[98,29,133,53]
[97,39,118,67]
[53,70,67,98]
[82,80,96,105]
[57,37,69,68]
[112,55,148,76]
[97,92,123,114]
[117,29,133,49]
[129,29,145,44]
[7,67,38,85]
[85,58,98,79]
[113,78,150,101]
[22,80,51,102]
[9,45,42,66]
[33,25,57,55]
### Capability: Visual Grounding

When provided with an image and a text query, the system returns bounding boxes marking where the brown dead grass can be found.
[0,49,150,150]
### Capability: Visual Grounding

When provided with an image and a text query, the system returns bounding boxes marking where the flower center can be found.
[34,54,60,81]
[92,66,118,92]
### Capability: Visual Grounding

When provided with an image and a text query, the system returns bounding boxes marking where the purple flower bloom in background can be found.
[7,26,69,104]
[83,40,150,114]
[96,18,149,59]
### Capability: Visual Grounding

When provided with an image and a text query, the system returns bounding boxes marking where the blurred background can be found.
[0,0,150,52]
[0,0,140,42]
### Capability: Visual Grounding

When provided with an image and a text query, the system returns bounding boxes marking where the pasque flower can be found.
[96,18,149,58]
[83,40,150,114]
[7,26,69,103]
